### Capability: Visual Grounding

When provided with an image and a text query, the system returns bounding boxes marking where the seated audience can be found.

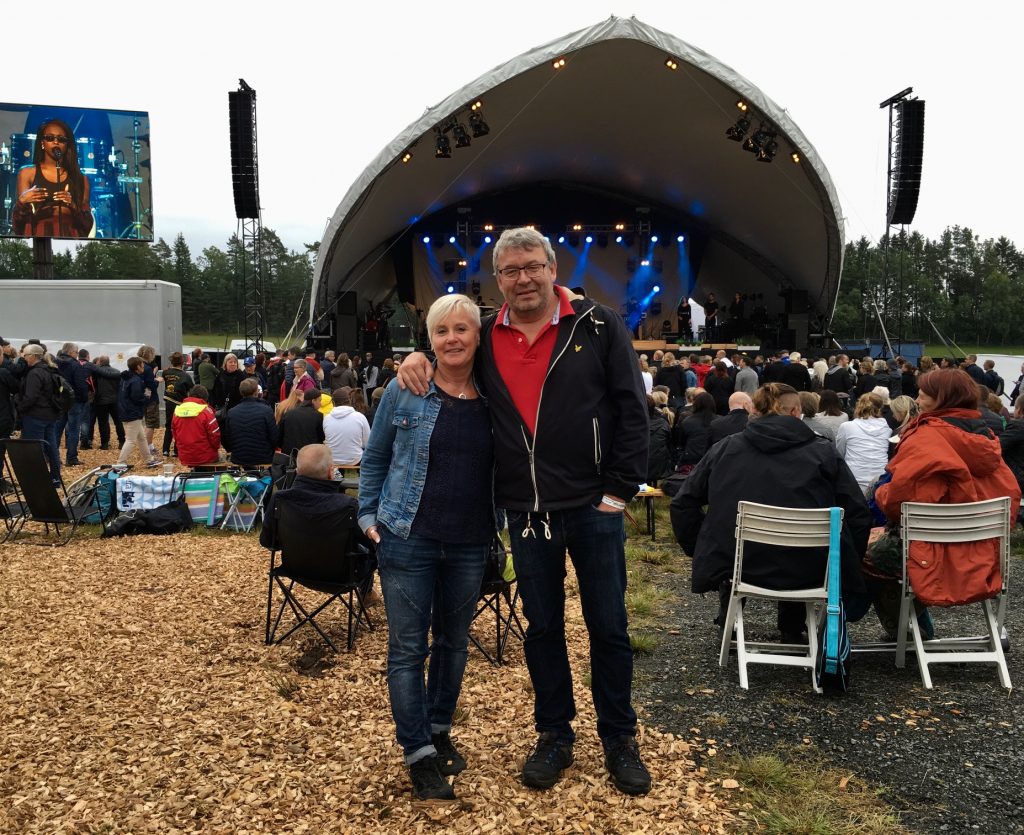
[647,394,672,485]
[171,384,222,468]
[324,387,371,465]
[674,391,716,473]
[709,391,753,444]
[671,382,872,640]
[703,361,735,415]
[836,393,891,495]
[224,378,277,467]
[806,388,849,442]
[1000,395,1024,524]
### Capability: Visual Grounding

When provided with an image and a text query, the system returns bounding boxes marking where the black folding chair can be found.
[4,438,107,545]
[470,536,525,665]
[265,502,374,651]
[1,449,28,543]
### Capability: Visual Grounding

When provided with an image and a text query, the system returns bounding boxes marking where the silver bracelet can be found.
[601,495,626,510]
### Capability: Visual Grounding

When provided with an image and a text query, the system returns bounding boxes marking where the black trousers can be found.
[92,403,125,448]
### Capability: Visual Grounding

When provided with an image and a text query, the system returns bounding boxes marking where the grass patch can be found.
[714,749,905,835]
[625,584,670,619]
[629,632,659,655]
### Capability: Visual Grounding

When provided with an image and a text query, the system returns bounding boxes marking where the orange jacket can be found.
[875,408,1021,606]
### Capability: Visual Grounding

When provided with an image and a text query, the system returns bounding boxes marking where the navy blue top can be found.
[411,388,494,544]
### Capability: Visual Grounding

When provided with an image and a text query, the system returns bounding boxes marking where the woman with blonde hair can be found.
[836,392,891,494]
[274,384,303,423]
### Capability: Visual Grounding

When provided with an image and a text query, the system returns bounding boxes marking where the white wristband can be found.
[601,495,626,510]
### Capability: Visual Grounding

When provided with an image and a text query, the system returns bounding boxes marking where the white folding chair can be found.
[896,497,1012,690]
[719,501,844,693]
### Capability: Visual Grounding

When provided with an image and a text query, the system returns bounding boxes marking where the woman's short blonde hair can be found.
[798,391,820,419]
[426,293,481,337]
[221,352,239,371]
[854,392,884,419]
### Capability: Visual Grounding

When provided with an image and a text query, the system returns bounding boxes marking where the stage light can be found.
[614,222,625,231]
[484,235,492,244]
[435,131,451,158]
[653,285,661,293]
[470,100,483,111]
[553,57,566,69]
[736,100,748,112]
[448,236,456,244]
[422,236,430,244]
[726,115,751,142]
[650,234,659,243]
[585,235,593,243]
[665,57,678,70]
[446,284,455,294]
[791,151,801,163]
[572,223,582,231]
[469,112,490,138]
[483,223,494,231]
[641,259,650,267]
[452,121,472,148]
[677,235,684,242]
[401,151,412,163]
[756,135,779,163]
[615,235,623,244]
[458,259,467,267]
[557,235,565,244]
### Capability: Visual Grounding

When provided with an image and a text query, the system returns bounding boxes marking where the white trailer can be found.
[0,279,182,365]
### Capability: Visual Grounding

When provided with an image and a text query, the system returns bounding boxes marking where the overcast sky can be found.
[11,0,1018,256]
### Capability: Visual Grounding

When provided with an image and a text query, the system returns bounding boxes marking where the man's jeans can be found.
[377,527,488,764]
[506,504,637,745]
[55,401,84,463]
[20,414,61,483]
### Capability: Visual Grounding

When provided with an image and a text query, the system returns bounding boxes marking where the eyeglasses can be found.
[41,134,69,144]
[495,262,548,280]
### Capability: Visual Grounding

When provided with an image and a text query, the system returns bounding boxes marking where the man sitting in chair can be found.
[260,443,375,593]
[223,378,277,468]
[670,382,873,642]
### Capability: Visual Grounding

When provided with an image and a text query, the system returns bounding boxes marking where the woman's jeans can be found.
[377,526,488,764]
[20,414,61,483]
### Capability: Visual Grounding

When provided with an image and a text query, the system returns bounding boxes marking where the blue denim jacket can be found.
[357,380,442,539]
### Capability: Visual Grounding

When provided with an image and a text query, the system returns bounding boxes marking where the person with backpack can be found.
[14,344,63,484]
[55,341,90,466]
[161,352,193,458]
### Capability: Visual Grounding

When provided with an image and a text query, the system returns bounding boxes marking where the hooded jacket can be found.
[118,370,147,422]
[56,352,90,403]
[172,397,221,467]
[876,410,1021,606]
[477,296,647,512]
[835,416,892,487]
[671,414,870,597]
[323,404,370,464]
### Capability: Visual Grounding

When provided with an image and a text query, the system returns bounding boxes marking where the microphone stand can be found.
[54,149,64,239]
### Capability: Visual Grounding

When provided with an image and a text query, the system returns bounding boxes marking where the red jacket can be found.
[876,408,1021,606]
[691,362,712,388]
[172,397,221,467]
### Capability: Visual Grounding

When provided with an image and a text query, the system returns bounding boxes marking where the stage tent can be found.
[311,16,844,345]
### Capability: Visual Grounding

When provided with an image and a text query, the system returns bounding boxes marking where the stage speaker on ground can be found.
[229,82,260,219]
[786,313,809,349]
[888,99,925,226]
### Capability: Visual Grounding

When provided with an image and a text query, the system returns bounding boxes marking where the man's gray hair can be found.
[425,293,481,337]
[295,443,333,478]
[60,342,79,357]
[492,227,556,273]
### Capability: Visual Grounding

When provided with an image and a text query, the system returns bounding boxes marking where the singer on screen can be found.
[12,119,92,237]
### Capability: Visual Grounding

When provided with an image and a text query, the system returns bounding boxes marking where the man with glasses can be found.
[399,227,650,795]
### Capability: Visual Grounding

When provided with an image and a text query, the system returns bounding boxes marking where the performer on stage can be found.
[12,120,92,238]
[728,291,746,340]
[677,297,692,341]
[703,293,719,341]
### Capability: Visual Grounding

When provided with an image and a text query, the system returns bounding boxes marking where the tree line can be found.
[0,230,318,338]
[1,224,1021,346]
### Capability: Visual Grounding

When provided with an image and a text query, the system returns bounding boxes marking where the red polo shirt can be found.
[492,286,575,436]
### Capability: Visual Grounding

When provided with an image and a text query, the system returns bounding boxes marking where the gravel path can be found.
[632,543,1023,833]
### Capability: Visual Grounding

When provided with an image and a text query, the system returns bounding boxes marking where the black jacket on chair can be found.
[671,414,871,599]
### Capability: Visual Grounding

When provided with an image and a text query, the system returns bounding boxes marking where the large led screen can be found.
[0,102,152,241]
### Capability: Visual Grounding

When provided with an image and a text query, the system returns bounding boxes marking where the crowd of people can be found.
[0,337,403,485]
[4,259,1024,807]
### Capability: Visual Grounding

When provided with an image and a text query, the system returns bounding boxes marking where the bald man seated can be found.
[709,391,754,444]
[260,443,373,562]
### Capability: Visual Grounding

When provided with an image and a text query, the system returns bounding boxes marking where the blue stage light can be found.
[650,235,659,243]
[448,236,456,244]
[585,235,593,243]
[677,235,684,242]
[484,235,492,244]
[653,285,661,294]
[558,235,565,244]
[422,236,430,244]
[615,235,623,244]
[446,284,455,294]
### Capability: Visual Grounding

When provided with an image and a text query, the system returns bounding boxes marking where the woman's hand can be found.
[366,525,381,544]
[52,190,73,206]
[18,186,46,205]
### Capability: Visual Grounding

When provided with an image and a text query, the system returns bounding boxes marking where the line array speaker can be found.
[229,89,259,219]
[887,99,925,226]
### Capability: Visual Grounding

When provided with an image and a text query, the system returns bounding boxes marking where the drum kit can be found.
[0,121,151,239]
